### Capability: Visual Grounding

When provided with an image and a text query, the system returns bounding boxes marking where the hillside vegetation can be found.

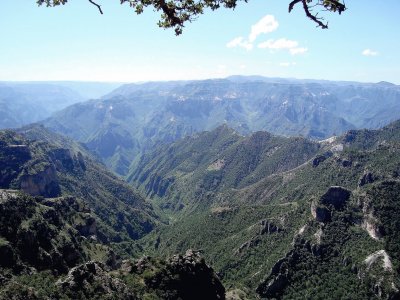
[0,125,158,242]
[129,120,400,299]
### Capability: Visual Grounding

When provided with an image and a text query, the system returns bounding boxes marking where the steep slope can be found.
[132,120,400,299]
[0,125,158,242]
[0,190,225,300]
[43,77,400,175]
[128,125,320,212]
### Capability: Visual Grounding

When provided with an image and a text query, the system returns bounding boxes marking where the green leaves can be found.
[36,0,68,7]
[37,0,346,35]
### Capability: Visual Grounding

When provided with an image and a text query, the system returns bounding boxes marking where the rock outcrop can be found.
[358,171,376,187]
[147,249,225,300]
[311,201,331,223]
[259,219,282,235]
[320,186,351,209]
[57,261,137,299]
[20,165,60,197]
[312,151,333,167]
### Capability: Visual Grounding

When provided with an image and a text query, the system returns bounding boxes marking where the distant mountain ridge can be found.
[43,76,400,175]
[0,81,122,129]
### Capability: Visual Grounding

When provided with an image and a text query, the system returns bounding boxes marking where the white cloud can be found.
[362,49,379,56]
[248,15,279,42]
[226,15,308,55]
[290,47,308,55]
[258,38,298,50]
[226,37,253,50]
[256,38,308,55]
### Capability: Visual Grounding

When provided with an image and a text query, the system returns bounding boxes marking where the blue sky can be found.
[1,0,399,83]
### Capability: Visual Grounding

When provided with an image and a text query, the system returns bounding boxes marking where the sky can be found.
[1,0,400,83]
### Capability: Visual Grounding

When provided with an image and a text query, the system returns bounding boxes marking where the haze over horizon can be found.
[1,1,400,84]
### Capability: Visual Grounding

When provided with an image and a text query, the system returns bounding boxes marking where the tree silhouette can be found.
[36,0,346,35]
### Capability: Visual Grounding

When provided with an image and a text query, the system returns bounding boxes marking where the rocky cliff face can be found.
[20,165,60,197]
[0,125,159,243]
[116,249,226,300]
[257,182,400,300]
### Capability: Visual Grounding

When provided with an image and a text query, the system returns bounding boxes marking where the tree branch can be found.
[288,0,302,13]
[301,0,328,28]
[88,0,103,14]
[289,0,328,29]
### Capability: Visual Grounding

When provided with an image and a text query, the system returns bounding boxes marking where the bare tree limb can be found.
[301,0,328,28]
[289,0,328,29]
[288,0,302,13]
[88,0,103,14]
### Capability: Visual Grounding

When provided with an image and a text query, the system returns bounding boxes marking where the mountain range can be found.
[42,77,400,175]
[0,76,400,299]
[0,82,121,129]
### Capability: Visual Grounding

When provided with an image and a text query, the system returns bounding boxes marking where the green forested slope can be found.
[130,120,400,299]
[0,125,159,242]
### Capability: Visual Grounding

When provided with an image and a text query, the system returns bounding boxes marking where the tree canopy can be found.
[36,0,346,35]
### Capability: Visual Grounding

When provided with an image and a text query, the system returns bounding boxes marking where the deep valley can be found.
[0,77,400,299]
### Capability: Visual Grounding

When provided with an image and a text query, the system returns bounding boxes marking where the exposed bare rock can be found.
[359,250,399,299]
[259,219,282,235]
[362,216,382,240]
[314,227,323,245]
[364,250,393,272]
[358,194,384,240]
[311,201,331,223]
[20,165,60,197]
[144,249,226,300]
[56,261,137,300]
[226,289,248,300]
